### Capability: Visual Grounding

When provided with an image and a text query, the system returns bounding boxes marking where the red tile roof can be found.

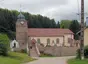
[28,28,74,37]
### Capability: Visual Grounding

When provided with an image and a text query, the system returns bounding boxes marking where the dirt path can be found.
[25,56,75,64]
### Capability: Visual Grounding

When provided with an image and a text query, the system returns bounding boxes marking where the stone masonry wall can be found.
[38,45,78,56]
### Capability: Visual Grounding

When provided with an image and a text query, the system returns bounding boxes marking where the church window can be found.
[37,39,40,43]
[56,38,59,44]
[47,38,50,45]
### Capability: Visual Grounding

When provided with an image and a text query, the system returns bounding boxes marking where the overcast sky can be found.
[0,0,88,21]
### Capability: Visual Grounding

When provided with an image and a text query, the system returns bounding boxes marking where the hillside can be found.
[0,8,58,33]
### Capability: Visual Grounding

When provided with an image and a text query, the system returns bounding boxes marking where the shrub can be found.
[40,53,54,57]
[0,43,8,56]
[76,45,88,59]
[84,45,88,58]
[20,49,27,53]
[76,49,81,59]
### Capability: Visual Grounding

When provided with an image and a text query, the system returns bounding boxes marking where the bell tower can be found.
[16,12,28,51]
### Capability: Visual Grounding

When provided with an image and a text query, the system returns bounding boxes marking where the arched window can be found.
[56,38,59,44]
[37,39,40,43]
[47,38,50,45]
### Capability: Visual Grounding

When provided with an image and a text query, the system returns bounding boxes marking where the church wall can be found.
[30,34,74,47]
[64,34,74,46]
[30,37,64,46]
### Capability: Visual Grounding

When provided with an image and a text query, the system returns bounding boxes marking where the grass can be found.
[68,58,88,64]
[0,52,35,64]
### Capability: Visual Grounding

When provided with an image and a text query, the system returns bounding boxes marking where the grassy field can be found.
[68,59,88,64]
[0,52,35,64]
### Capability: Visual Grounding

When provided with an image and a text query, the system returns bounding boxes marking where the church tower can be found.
[16,12,28,51]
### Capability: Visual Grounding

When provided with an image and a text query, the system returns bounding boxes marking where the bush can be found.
[76,45,88,59]
[20,49,27,53]
[76,49,81,59]
[84,45,88,58]
[0,43,8,56]
[40,53,54,57]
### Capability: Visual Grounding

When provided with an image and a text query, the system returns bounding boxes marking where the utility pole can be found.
[80,0,84,60]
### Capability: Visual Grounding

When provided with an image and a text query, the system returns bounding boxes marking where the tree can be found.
[69,20,81,40]
[56,21,60,28]
[0,8,58,33]
[50,19,57,28]
[60,20,72,28]
[0,43,8,56]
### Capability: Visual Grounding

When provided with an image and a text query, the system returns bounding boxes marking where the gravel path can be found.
[25,56,75,64]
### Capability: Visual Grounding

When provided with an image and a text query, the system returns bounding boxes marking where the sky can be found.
[0,0,88,22]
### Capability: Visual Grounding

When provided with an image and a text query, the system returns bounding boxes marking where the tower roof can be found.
[17,12,25,20]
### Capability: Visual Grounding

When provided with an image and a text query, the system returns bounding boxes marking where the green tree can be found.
[0,8,58,34]
[56,21,60,28]
[60,20,72,28]
[69,20,81,40]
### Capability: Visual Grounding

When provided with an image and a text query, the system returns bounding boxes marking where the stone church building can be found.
[13,12,74,56]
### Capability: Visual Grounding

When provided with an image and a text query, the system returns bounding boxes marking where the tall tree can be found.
[60,20,72,29]
[56,21,60,28]
[69,20,81,40]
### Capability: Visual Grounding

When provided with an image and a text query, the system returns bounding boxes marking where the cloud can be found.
[0,0,88,21]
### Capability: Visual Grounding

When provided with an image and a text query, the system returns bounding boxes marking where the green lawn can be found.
[0,52,35,64]
[68,59,88,64]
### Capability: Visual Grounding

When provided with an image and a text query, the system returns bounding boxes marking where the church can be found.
[12,12,74,53]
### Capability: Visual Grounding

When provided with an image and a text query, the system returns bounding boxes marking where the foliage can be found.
[20,49,27,53]
[0,43,8,56]
[76,49,81,59]
[68,58,88,64]
[0,33,10,56]
[0,33,10,48]
[0,8,58,34]
[84,45,88,58]
[0,52,35,64]
[56,21,60,28]
[60,20,72,29]
[69,20,81,40]
[40,53,55,57]
[76,45,88,59]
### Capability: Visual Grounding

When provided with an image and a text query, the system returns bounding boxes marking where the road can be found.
[25,56,75,64]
